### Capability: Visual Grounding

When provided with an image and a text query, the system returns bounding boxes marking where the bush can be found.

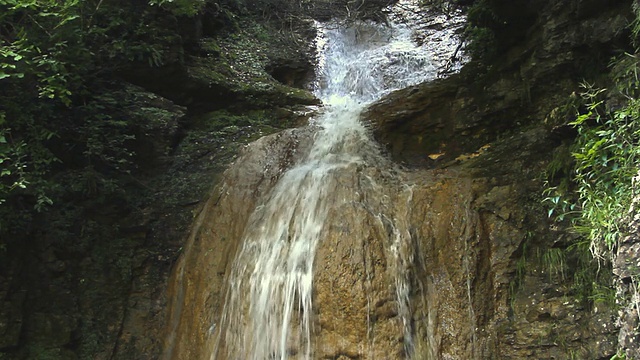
[544,3,640,261]
[0,0,202,241]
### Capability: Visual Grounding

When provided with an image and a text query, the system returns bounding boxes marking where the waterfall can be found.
[210,18,441,360]
[156,3,467,359]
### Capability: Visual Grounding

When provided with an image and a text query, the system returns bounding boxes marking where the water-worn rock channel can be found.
[161,2,623,359]
[1,1,634,359]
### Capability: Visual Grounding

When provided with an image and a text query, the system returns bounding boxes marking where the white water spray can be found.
[211,13,456,360]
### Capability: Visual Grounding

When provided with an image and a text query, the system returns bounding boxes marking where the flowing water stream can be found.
[164,4,466,359]
[160,4,617,359]
[211,18,441,360]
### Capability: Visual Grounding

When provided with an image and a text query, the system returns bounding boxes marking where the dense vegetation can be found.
[462,2,640,357]
[0,0,204,245]
[0,0,393,356]
[544,3,640,262]
[0,0,398,250]
[539,4,640,358]
[0,1,319,357]
[571,4,640,260]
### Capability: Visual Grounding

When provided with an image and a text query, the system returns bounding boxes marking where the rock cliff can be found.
[0,0,635,359]
[162,1,633,359]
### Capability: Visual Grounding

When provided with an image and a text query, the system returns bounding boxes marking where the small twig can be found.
[27,14,52,38]
[87,0,104,28]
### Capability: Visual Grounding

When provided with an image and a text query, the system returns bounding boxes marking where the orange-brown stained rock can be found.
[162,124,616,360]
[162,128,315,360]
[312,169,406,359]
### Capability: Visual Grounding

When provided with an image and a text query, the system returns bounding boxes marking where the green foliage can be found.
[0,0,205,242]
[543,52,640,260]
[632,1,640,50]
[0,0,76,233]
[509,234,530,309]
[548,0,640,261]
[611,352,627,360]
[539,55,640,312]
[542,142,577,222]
[570,77,640,258]
[568,239,616,307]
[464,26,496,60]
[462,0,498,61]
[149,0,205,16]
[0,127,27,201]
[509,231,612,311]
[538,6,640,327]
[539,247,566,280]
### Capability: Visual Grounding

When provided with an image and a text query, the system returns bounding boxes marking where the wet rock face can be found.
[161,1,630,358]
[6,0,622,358]
[503,273,617,359]
[123,18,319,115]
[162,122,616,360]
[366,0,631,168]
[361,2,631,357]
[163,127,316,359]
[161,125,413,359]
[613,171,640,360]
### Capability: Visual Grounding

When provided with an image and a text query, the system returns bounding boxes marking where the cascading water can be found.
[161,3,609,358]
[210,18,441,360]
[162,3,468,359]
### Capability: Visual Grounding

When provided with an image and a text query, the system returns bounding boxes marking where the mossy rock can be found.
[183,18,317,111]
